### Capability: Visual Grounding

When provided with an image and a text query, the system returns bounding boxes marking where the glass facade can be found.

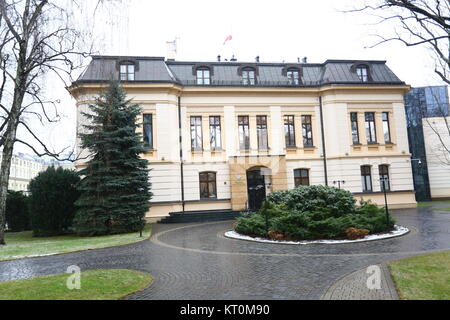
[404,85,450,201]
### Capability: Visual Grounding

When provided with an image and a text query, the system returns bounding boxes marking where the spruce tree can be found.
[74,81,152,236]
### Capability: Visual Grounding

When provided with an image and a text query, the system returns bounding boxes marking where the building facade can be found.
[1,152,48,192]
[405,86,450,201]
[423,116,450,199]
[70,56,417,219]
[0,152,75,193]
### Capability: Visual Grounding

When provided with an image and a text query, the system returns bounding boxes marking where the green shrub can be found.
[5,191,30,232]
[267,185,356,217]
[271,211,312,239]
[29,167,81,237]
[234,186,396,241]
[235,212,269,237]
[259,200,288,218]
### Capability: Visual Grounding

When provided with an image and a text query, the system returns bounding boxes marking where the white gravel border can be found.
[224,225,409,245]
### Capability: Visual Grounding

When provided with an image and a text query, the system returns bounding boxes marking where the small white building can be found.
[423,116,450,199]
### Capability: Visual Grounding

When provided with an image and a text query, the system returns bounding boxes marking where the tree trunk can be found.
[0,132,15,244]
[0,84,25,245]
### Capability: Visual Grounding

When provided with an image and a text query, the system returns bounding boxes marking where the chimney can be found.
[255,56,260,63]
[217,55,221,62]
[302,57,308,63]
[297,57,301,63]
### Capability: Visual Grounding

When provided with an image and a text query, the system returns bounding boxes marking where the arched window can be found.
[199,172,217,199]
[294,169,310,187]
[119,62,135,81]
[356,65,369,82]
[241,67,256,85]
[196,67,211,85]
[287,68,300,85]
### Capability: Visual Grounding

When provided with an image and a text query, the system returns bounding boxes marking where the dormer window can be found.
[241,68,256,85]
[356,65,369,82]
[120,62,135,81]
[196,67,210,85]
[287,68,300,85]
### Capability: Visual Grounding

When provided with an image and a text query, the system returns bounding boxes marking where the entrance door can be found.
[247,168,266,210]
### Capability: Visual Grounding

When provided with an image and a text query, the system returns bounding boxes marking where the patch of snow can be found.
[224,225,409,245]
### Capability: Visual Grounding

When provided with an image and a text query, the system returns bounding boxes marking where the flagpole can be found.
[230,15,234,58]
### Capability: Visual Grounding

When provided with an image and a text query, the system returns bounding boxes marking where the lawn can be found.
[432,207,450,212]
[0,269,152,300]
[389,251,450,300]
[418,200,450,207]
[0,224,152,261]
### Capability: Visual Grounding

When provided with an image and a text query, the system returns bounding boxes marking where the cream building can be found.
[423,116,450,199]
[0,152,75,193]
[1,152,47,192]
[69,56,417,219]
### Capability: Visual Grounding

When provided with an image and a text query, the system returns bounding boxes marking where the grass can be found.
[432,207,450,212]
[389,251,450,300]
[418,200,450,207]
[0,224,152,261]
[0,269,152,300]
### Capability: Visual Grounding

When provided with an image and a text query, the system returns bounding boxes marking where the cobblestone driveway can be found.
[1,206,449,300]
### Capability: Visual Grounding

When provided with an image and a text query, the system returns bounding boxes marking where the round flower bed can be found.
[232,185,404,243]
[225,225,409,245]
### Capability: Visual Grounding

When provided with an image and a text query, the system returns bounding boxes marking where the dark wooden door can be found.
[247,169,266,210]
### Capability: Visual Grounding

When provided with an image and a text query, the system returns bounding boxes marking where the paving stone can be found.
[0,206,449,300]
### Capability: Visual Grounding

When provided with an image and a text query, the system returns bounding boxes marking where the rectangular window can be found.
[284,115,296,148]
[242,70,256,85]
[256,115,268,150]
[382,112,392,143]
[209,116,221,150]
[302,115,313,147]
[361,166,373,192]
[238,116,250,150]
[357,67,368,82]
[379,165,391,191]
[143,114,153,149]
[365,112,377,144]
[199,172,217,199]
[294,169,310,187]
[120,64,135,81]
[190,116,203,151]
[287,70,300,85]
[196,69,210,85]
[350,112,360,144]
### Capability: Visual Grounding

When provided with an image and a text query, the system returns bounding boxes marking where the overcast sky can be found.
[14,0,447,155]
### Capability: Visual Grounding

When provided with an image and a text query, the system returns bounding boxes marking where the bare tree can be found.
[0,0,127,245]
[349,1,449,83]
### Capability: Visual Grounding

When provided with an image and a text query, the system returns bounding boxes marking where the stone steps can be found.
[158,209,243,224]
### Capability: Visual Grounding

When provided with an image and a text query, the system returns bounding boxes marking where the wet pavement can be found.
[0,205,449,300]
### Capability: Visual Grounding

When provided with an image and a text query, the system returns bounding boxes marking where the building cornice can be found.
[68,81,411,100]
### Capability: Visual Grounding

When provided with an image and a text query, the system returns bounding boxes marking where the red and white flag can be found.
[223,35,233,45]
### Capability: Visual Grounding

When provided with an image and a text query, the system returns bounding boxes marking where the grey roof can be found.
[74,56,404,87]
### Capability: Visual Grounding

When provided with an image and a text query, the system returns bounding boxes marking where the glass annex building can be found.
[404,86,450,201]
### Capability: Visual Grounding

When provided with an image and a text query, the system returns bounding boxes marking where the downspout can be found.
[319,96,329,186]
[178,95,186,213]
